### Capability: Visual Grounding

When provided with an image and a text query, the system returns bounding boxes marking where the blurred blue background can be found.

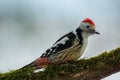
[0,0,120,80]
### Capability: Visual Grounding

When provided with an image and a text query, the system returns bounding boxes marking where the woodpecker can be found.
[22,18,100,69]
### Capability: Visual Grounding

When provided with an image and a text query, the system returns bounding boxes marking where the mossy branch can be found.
[0,47,120,80]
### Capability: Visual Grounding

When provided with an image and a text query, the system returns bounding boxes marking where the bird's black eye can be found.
[86,25,90,28]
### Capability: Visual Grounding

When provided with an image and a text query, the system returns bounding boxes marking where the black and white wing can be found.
[41,31,76,58]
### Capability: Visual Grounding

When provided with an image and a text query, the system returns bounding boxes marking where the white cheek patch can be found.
[79,23,90,30]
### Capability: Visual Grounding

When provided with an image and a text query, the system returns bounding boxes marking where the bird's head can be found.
[79,18,100,35]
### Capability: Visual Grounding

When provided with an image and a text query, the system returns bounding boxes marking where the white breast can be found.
[78,31,89,57]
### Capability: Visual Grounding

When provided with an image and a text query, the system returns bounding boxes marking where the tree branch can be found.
[0,47,120,80]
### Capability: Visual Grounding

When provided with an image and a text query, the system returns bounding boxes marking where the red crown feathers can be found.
[82,18,95,26]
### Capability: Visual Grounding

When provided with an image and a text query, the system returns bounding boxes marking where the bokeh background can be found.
[0,0,120,80]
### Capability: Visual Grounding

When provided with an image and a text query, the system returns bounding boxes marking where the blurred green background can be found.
[0,0,120,80]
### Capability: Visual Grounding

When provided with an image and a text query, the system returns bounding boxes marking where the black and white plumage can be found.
[22,18,100,69]
[41,28,84,63]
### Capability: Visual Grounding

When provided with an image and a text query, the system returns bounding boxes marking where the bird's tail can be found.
[21,61,35,69]
[20,57,50,70]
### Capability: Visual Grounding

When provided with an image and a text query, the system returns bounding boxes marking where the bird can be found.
[22,18,100,69]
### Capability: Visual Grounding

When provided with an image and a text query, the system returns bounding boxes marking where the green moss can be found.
[0,47,120,80]
[0,68,35,80]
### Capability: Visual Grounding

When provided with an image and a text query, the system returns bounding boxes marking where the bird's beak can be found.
[89,30,100,35]
[94,31,100,34]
